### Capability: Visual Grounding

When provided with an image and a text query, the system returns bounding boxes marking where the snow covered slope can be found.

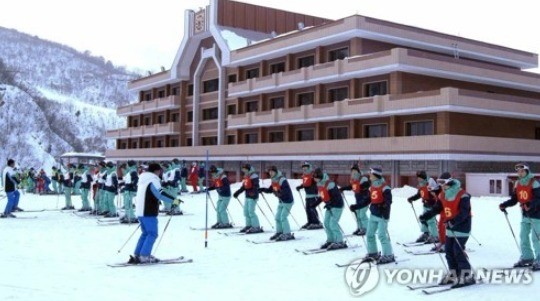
[0,182,536,301]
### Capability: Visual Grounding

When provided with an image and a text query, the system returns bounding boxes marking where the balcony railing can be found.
[106,122,180,139]
[117,95,181,116]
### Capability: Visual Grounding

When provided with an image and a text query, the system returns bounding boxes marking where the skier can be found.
[233,163,263,234]
[314,168,346,250]
[407,170,439,243]
[207,165,233,229]
[51,166,59,194]
[340,164,370,236]
[78,164,93,211]
[120,160,139,223]
[128,163,182,264]
[364,166,395,264]
[189,161,199,192]
[102,161,119,217]
[61,163,75,210]
[420,172,475,288]
[162,161,182,215]
[295,162,323,230]
[259,166,295,241]
[499,163,540,270]
[1,159,21,218]
[180,160,189,193]
[197,162,206,192]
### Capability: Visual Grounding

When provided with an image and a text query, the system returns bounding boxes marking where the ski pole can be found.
[502,209,522,254]
[153,214,174,256]
[326,206,351,246]
[469,233,483,247]
[255,199,274,230]
[341,192,361,224]
[117,223,141,253]
[446,226,475,272]
[296,190,306,210]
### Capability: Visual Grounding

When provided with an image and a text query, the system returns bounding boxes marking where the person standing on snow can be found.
[1,159,21,218]
[364,166,395,264]
[120,160,139,223]
[408,170,440,244]
[259,166,295,241]
[295,162,323,230]
[78,164,93,211]
[189,161,199,192]
[102,161,119,218]
[206,165,233,229]
[61,163,75,210]
[180,160,189,193]
[197,162,206,193]
[314,168,346,250]
[420,172,475,288]
[233,163,263,234]
[340,164,370,236]
[499,163,540,270]
[128,163,182,264]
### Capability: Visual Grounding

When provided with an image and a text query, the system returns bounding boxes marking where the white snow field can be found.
[0,180,537,301]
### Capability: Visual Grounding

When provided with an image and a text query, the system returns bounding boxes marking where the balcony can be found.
[106,122,180,139]
[117,95,181,117]
[227,87,540,129]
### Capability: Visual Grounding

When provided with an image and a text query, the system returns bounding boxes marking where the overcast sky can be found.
[2,0,539,73]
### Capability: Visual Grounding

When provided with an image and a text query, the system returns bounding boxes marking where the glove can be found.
[407,196,414,204]
[499,203,506,212]
[173,198,183,206]
[339,186,345,192]
[207,186,216,191]
[257,188,264,193]
[233,190,241,199]
[324,203,331,210]
[521,203,531,211]
[349,204,358,212]
[295,185,302,192]
[418,213,427,222]
[445,220,454,228]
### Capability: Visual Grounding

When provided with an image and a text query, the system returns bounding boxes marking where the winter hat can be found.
[301,161,311,168]
[7,159,15,166]
[106,161,115,169]
[369,166,383,178]
[436,172,454,186]
[161,161,170,169]
[172,158,180,165]
[241,163,252,171]
[267,165,278,174]
[515,163,530,174]
[351,164,361,173]
[313,168,324,180]
[209,165,218,173]
[416,170,427,180]
[148,163,162,173]
[77,164,84,170]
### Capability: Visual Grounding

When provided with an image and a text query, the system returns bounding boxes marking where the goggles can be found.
[515,164,529,171]
[436,178,453,186]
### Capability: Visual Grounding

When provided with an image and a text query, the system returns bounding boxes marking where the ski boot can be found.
[327,242,348,250]
[269,232,283,240]
[377,254,396,265]
[246,226,263,234]
[514,257,534,268]
[276,233,295,241]
[415,232,429,243]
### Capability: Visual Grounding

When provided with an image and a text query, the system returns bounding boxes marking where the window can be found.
[132,119,139,127]
[170,139,179,147]
[156,140,163,148]
[144,117,151,126]
[406,121,434,136]
[270,62,285,74]
[536,127,540,140]
[187,84,194,96]
[131,141,138,148]
[227,135,236,145]
[297,129,314,141]
[203,78,219,93]
[246,101,258,113]
[120,142,127,149]
[365,124,388,138]
[186,138,193,146]
[328,47,349,61]
[144,93,151,101]
[297,92,314,106]
[364,81,388,97]
[202,136,217,146]
[202,108,218,121]
[269,132,284,143]
[489,179,502,194]
[187,111,193,122]
[228,74,237,83]
[298,56,315,68]
[171,113,179,122]
[157,115,165,124]
[171,87,179,95]
[227,104,237,115]
[328,127,348,140]
[270,97,285,109]
[144,141,151,148]
[245,68,259,79]
[158,90,165,98]
[328,87,349,102]
[245,133,258,144]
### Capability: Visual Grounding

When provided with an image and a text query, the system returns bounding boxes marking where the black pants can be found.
[445,236,471,277]
[306,197,322,224]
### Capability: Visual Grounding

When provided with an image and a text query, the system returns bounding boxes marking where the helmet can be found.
[313,168,324,180]
[209,165,218,173]
[416,170,427,180]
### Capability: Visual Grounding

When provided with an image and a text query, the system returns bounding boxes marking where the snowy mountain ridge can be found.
[0,26,140,170]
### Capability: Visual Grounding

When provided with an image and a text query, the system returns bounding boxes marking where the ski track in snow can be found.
[0,181,537,301]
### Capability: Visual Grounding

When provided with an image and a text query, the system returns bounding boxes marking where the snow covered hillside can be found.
[0,181,537,301]
[0,27,139,170]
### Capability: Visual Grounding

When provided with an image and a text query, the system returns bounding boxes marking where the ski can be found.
[397,241,427,247]
[190,226,240,231]
[246,236,302,244]
[219,230,267,236]
[422,280,484,295]
[405,248,474,256]
[17,209,45,213]
[1,216,38,219]
[335,258,409,267]
[108,256,193,268]
[407,283,444,290]
[299,244,361,255]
